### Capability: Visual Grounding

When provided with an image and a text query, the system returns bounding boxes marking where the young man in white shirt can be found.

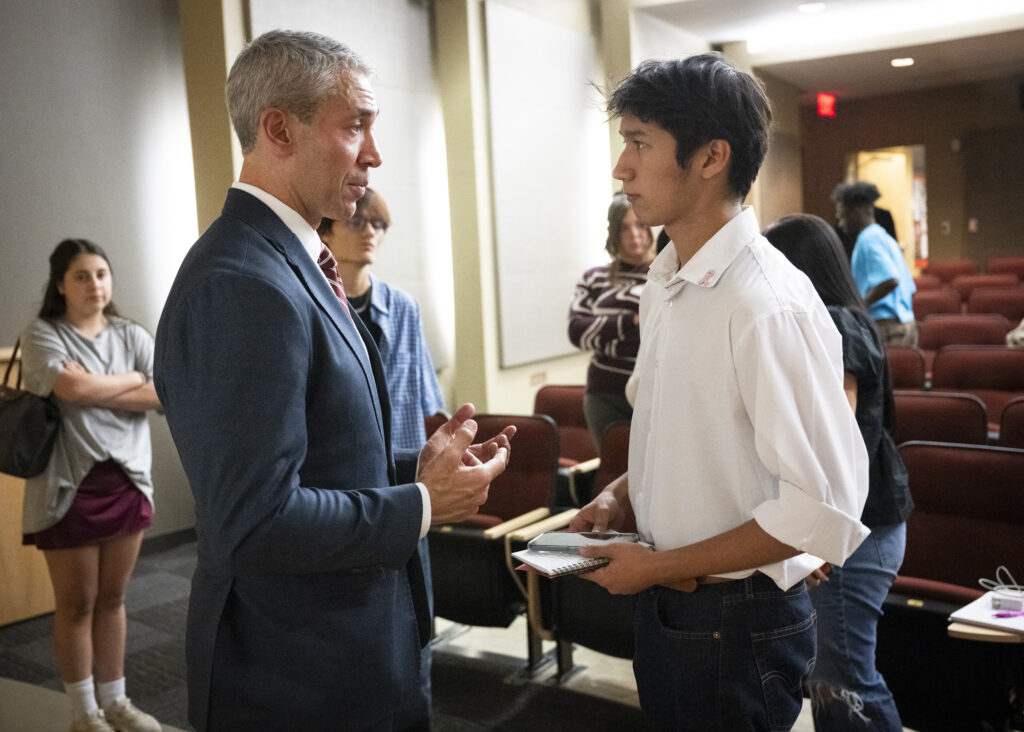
[570,54,870,730]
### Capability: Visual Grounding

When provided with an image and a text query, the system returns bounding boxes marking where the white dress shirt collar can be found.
[649,206,759,290]
[231,182,324,267]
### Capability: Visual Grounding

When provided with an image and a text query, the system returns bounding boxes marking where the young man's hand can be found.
[568,472,636,533]
[577,543,698,595]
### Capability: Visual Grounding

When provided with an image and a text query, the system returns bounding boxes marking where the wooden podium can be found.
[0,473,55,625]
[1,348,55,626]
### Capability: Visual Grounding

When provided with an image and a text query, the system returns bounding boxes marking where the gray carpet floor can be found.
[0,534,195,729]
[0,533,649,731]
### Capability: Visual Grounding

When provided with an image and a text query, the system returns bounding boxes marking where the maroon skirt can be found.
[24,459,152,550]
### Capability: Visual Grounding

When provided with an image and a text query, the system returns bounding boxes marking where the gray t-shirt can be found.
[19,316,155,533]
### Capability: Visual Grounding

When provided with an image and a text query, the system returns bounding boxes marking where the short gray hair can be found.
[226,30,372,154]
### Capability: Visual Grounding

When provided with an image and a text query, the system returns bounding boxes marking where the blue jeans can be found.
[634,573,816,731]
[807,523,905,731]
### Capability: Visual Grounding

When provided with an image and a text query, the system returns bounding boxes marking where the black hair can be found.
[38,239,120,321]
[831,181,881,209]
[762,215,866,313]
[607,54,772,200]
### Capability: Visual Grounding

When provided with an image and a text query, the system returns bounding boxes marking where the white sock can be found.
[96,677,127,710]
[64,676,99,721]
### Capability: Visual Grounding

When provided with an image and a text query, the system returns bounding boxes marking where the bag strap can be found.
[3,338,20,390]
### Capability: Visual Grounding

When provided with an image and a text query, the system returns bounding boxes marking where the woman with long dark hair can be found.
[764,215,913,731]
[568,192,655,451]
[19,239,162,732]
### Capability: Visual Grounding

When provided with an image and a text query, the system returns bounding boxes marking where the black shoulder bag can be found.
[0,338,60,478]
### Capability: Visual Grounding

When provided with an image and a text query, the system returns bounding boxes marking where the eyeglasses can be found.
[345,215,389,233]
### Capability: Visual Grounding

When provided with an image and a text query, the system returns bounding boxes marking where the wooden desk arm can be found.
[506,509,578,543]
[567,457,600,474]
[948,621,1023,644]
[480,507,551,540]
[504,509,579,641]
[564,458,600,506]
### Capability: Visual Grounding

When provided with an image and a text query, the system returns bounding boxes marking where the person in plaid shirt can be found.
[318,187,444,450]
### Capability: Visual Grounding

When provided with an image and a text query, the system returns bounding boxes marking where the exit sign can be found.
[817,93,836,118]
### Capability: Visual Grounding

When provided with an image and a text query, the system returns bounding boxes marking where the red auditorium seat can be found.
[913,274,943,290]
[885,346,927,389]
[547,422,636,680]
[997,396,1024,448]
[428,413,559,638]
[950,273,1018,303]
[966,286,1024,324]
[923,259,976,283]
[877,442,1024,731]
[930,345,1024,430]
[896,441,1024,592]
[533,384,596,466]
[918,313,1011,350]
[987,256,1024,280]
[892,390,989,445]
[917,313,1011,373]
[912,288,962,320]
[533,384,599,506]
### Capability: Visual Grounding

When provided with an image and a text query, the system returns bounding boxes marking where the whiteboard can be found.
[484,2,611,367]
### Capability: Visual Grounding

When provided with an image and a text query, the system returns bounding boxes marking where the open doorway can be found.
[845,145,927,273]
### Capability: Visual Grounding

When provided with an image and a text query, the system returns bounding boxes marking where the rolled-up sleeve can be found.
[737,309,870,567]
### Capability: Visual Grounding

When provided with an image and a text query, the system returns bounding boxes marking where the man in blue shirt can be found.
[833,181,918,345]
[318,188,445,450]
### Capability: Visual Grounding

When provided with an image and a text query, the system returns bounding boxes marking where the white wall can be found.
[631,8,709,64]
[484,1,610,367]
[0,0,198,535]
[0,1,198,335]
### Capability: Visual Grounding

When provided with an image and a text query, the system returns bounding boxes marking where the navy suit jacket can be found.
[155,189,429,731]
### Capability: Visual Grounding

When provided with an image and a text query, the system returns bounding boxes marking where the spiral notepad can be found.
[511,548,610,578]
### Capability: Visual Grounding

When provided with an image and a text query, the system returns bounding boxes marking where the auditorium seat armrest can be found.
[563,458,600,506]
[504,509,579,642]
[505,509,579,544]
[481,507,552,540]
[891,575,985,605]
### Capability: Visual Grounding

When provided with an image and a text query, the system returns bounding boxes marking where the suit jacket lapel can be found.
[350,312,398,484]
[221,189,388,446]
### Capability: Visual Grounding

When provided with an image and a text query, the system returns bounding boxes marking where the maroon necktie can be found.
[317,243,351,318]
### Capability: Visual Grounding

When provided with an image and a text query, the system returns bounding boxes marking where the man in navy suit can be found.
[154,30,512,731]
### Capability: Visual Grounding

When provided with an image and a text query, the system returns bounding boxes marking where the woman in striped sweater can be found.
[568,192,655,451]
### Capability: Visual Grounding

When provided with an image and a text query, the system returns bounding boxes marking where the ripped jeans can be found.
[807,522,905,731]
[633,574,816,731]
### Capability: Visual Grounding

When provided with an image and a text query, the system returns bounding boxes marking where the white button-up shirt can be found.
[629,207,870,590]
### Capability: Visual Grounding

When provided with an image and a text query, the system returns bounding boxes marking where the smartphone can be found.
[528,530,640,554]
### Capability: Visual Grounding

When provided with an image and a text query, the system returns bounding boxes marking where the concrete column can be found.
[178,0,248,232]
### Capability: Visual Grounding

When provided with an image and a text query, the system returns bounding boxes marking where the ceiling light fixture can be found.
[891,57,915,67]
[797,2,827,13]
